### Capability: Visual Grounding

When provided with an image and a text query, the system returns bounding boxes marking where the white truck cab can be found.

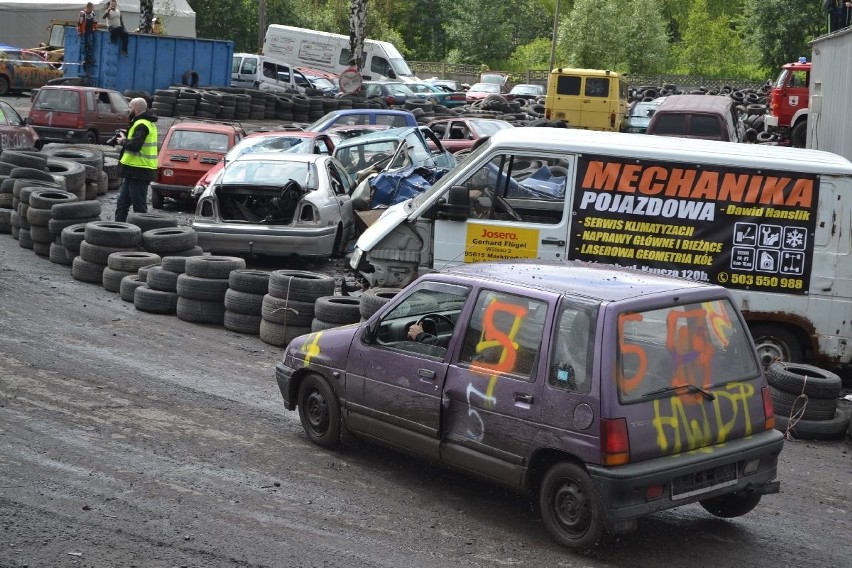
[351,128,852,367]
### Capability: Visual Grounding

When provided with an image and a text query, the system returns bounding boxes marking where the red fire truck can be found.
[764,57,810,147]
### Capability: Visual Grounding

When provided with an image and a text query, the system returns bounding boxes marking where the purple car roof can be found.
[439,259,710,303]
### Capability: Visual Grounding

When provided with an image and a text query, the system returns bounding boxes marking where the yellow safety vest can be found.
[120,117,158,170]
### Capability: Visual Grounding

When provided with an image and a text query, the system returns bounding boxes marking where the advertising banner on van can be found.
[568,156,818,295]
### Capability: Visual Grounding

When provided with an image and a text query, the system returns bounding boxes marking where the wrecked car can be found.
[192,152,355,258]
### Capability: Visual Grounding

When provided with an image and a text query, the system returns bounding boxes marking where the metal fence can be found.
[409,61,768,92]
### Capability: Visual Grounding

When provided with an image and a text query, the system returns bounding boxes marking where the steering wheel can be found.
[482,186,523,221]
[416,313,455,336]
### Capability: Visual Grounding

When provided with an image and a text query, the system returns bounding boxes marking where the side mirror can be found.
[387,68,397,79]
[435,185,470,220]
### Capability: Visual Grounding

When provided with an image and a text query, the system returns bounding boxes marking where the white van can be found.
[262,24,418,83]
[231,52,312,94]
[351,128,852,367]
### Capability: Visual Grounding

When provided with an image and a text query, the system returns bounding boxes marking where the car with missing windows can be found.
[192,152,355,258]
[151,121,246,210]
[305,108,417,133]
[275,261,783,551]
[274,259,783,551]
[426,117,513,153]
[27,85,129,144]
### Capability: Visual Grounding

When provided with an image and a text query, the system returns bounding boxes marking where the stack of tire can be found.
[194,90,221,119]
[217,92,237,120]
[233,93,251,120]
[49,200,102,265]
[223,269,271,335]
[141,227,203,258]
[6,160,63,241]
[152,89,177,117]
[42,146,105,200]
[290,94,310,122]
[134,256,186,314]
[72,221,142,284]
[17,184,61,251]
[768,362,848,440]
[264,92,277,119]
[0,178,12,234]
[174,88,201,117]
[275,95,294,121]
[358,287,401,321]
[247,90,266,120]
[126,211,178,233]
[311,295,362,331]
[25,188,78,257]
[45,158,86,200]
[120,262,160,303]
[308,96,324,121]
[260,270,335,346]
[103,251,161,292]
[176,256,247,325]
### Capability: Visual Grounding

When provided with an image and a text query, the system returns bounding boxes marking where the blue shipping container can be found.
[63,27,233,93]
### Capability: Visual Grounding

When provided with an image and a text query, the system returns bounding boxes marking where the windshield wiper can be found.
[643,383,715,401]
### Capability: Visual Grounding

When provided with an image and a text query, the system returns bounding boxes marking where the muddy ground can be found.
[2,92,852,567]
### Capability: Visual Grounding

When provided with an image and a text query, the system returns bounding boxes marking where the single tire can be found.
[160,256,190,273]
[769,386,837,421]
[28,224,53,243]
[61,223,88,251]
[10,166,52,182]
[80,241,138,265]
[32,240,51,256]
[142,227,198,254]
[176,296,226,325]
[259,319,310,347]
[176,274,231,301]
[46,158,86,191]
[184,256,246,279]
[223,311,262,335]
[107,251,161,272]
[102,267,134,292]
[126,212,178,232]
[181,70,200,87]
[134,286,179,314]
[224,289,264,315]
[71,256,106,283]
[775,411,849,440]
[50,200,101,220]
[359,287,401,319]
[84,221,142,247]
[790,121,807,148]
[699,490,762,518]
[27,208,54,227]
[268,270,335,302]
[228,269,270,294]
[28,189,77,210]
[261,294,314,326]
[297,373,342,448]
[18,227,33,249]
[1,150,47,169]
[49,241,73,265]
[750,325,803,366]
[146,266,180,292]
[311,317,341,332]
[314,295,361,324]
[766,362,841,399]
[539,462,605,552]
[120,274,147,302]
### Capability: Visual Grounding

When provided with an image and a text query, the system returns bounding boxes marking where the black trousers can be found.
[109,25,129,52]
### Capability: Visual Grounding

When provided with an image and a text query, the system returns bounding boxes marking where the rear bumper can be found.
[192,221,338,257]
[32,126,91,143]
[587,429,784,531]
[150,182,193,198]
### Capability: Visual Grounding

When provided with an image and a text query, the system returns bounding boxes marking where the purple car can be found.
[275,259,783,551]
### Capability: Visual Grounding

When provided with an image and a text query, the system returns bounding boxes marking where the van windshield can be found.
[616,299,759,403]
[390,57,413,77]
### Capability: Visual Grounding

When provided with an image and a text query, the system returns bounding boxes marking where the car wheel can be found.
[297,373,341,449]
[83,131,97,144]
[700,490,762,518]
[749,325,802,366]
[539,462,605,551]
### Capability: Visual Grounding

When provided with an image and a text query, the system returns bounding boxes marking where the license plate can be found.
[671,463,738,500]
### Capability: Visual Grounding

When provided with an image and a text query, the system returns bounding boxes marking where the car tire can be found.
[176,296,226,324]
[48,241,72,265]
[84,221,142,247]
[311,317,340,332]
[228,269,271,295]
[51,200,102,220]
[184,256,246,279]
[160,256,190,274]
[134,285,179,314]
[699,490,762,518]
[770,386,837,421]
[775,410,850,440]
[223,311,262,335]
[297,373,342,449]
[71,256,106,283]
[749,324,802,366]
[10,166,52,182]
[102,267,134,292]
[268,270,335,302]
[127,212,178,232]
[79,241,138,265]
[1,150,48,170]
[539,462,605,552]
[766,362,841,399]
[261,294,314,327]
[61,223,88,251]
[176,274,231,301]
[28,189,77,210]
[791,121,807,148]
[314,296,361,324]
[107,251,161,272]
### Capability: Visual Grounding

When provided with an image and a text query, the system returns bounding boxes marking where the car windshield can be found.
[169,131,230,152]
[511,85,541,95]
[630,102,660,118]
[221,159,315,188]
[384,83,415,96]
[616,299,759,403]
[334,139,399,175]
[469,119,513,136]
[469,83,500,93]
[225,134,311,161]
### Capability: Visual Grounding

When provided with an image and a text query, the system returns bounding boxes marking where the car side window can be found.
[370,56,391,77]
[109,92,128,113]
[458,290,547,382]
[241,58,257,74]
[549,303,597,394]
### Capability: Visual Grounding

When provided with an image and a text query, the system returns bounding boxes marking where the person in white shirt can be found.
[102,0,129,55]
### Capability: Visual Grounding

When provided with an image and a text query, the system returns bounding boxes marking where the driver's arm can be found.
[407,323,439,344]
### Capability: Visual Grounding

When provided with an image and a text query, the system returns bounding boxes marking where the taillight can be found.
[386,96,394,105]
[610,112,616,128]
[601,417,629,466]
[761,386,775,430]
[545,108,551,119]
[76,117,85,129]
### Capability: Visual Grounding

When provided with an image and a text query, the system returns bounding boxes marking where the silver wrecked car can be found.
[192,152,356,258]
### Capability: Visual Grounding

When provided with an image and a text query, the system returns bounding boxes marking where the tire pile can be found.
[767,362,849,440]
[223,269,271,335]
[176,256,247,325]
[311,296,361,331]
[72,221,143,284]
[357,287,401,321]
[260,270,335,346]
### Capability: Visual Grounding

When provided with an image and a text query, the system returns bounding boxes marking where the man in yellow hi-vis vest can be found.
[113,97,158,222]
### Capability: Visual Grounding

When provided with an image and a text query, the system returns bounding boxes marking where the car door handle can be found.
[515,393,534,404]
[418,368,436,381]
[541,237,565,246]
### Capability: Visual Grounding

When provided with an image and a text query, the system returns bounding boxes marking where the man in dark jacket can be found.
[826,0,852,32]
[112,97,158,222]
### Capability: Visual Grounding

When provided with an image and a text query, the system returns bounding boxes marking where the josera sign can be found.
[568,156,818,295]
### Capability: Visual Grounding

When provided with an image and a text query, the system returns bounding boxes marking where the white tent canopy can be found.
[0,0,196,49]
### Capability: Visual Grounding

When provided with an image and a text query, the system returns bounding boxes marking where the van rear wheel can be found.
[749,325,802,366]
[700,490,762,518]
[539,462,604,551]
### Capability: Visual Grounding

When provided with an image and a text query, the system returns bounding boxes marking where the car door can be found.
[582,76,613,130]
[343,281,472,459]
[433,150,575,269]
[441,287,549,486]
[326,159,355,241]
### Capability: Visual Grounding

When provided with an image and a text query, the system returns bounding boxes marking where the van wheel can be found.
[749,325,802,366]
[700,490,762,518]
[539,462,604,551]
[790,121,807,148]
[298,373,341,449]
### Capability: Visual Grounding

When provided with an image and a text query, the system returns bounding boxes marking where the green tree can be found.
[741,0,825,70]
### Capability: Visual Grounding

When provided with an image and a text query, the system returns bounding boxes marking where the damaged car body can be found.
[192,152,355,258]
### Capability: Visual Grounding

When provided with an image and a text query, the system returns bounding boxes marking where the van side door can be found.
[432,150,575,269]
[582,76,614,131]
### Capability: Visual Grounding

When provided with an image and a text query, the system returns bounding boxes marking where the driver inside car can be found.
[407,321,451,347]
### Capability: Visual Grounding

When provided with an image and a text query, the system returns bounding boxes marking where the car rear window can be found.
[616,299,759,403]
[556,75,581,96]
[691,115,722,138]
[651,114,687,135]
[35,89,80,112]
[221,159,313,187]
[168,131,230,152]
